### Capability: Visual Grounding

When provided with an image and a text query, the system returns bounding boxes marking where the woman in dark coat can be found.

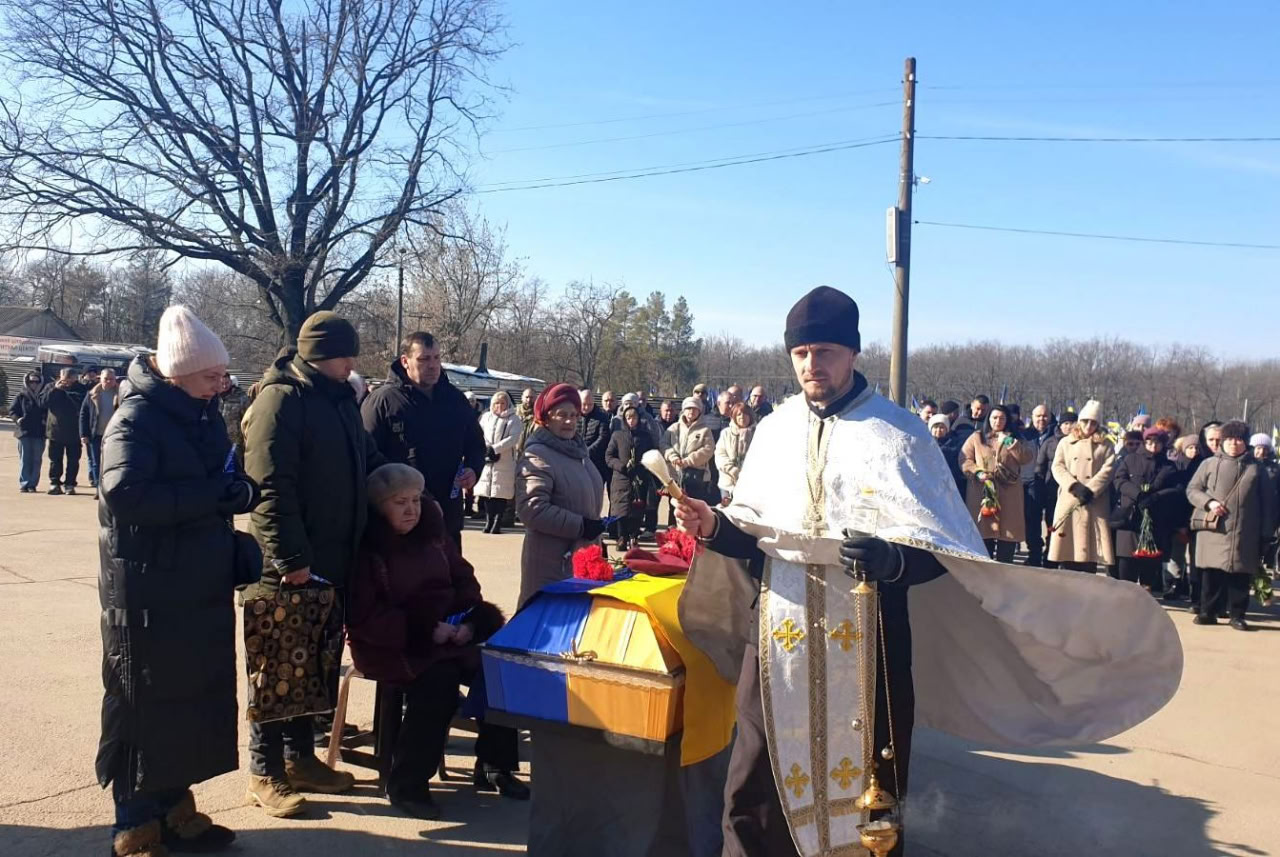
[97,307,258,857]
[604,405,655,551]
[1111,429,1184,594]
[347,463,525,820]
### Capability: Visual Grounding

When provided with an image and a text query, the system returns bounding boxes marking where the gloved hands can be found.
[217,476,259,516]
[839,532,903,583]
[1069,483,1094,505]
[485,445,500,463]
[580,518,606,541]
[1136,493,1153,512]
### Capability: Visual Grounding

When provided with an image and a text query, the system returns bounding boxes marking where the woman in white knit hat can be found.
[1048,399,1118,571]
[97,306,259,857]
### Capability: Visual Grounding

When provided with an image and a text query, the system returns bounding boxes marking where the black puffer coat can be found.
[96,357,240,796]
[1110,449,1185,558]
[604,427,654,519]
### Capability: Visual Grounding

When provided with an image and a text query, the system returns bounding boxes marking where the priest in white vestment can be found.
[674,286,1182,857]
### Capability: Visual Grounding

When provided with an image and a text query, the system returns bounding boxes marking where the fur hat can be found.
[1219,420,1250,442]
[155,305,229,378]
[367,463,425,505]
[1251,432,1273,449]
[1077,400,1103,423]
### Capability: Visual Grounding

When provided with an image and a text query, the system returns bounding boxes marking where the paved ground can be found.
[0,421,1277,856]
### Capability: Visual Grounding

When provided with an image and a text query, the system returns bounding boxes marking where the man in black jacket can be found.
[362,331,484,548]
[40,367,87,495]
[577,388,612,485]
[1020,404,1057,566]
[9,371,47,492]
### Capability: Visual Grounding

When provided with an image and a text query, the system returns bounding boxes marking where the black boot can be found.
[162,790,236,853]
[474,762,530,800]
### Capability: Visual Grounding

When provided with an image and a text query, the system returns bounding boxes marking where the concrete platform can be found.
[0,423,1276,856]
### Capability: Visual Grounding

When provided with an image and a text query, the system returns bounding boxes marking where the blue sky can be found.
[469,1,1280,358]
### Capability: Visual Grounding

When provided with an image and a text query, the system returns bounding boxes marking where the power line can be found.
[914,220,1280,250]
[478,134,897,187]
[475,137,898,193]
[488,101,898,154]
[921,81,1280,91]
[919,134,1280,143]
[490,88,898,132]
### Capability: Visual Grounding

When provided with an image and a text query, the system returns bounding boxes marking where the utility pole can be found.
[888,57,917,407]
[395,246,406,350]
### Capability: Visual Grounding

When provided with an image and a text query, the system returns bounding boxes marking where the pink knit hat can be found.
[155,305,230,378]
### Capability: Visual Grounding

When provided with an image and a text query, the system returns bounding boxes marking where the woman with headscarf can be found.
[605,403,656,551]
[714,402,757,506]
[97,307,259,857]
[476,391,520,534]
[1110,428,1184,594]
[347,463,525,820]
[1187,420,1279,630]
[661,395,716,504]
[960,403,1033,562]
[515,383,606,608]
[1049,400,1118,572]
[929,412,967,498]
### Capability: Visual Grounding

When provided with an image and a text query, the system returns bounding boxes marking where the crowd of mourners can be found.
[5,304,1278,857]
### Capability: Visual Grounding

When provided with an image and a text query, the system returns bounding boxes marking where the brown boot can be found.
[162,790,236,852]
[111,820,168,857]
[286,756,355,794]
[246,774,307,818]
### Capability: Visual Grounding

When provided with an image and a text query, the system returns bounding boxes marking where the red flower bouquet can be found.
[656,528,700,563]
[979,478,999,519]
[1132,508,1162,559]
[572,544,618,582]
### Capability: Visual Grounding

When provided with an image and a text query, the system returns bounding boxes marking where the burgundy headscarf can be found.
[534,383,582,425]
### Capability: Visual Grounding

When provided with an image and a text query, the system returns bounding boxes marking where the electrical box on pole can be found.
[886,206,899,264]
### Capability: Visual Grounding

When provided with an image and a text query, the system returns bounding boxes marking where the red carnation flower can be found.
[572,544,615,582]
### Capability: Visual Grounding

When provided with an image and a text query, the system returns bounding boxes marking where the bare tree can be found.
[547,280,624,389]
[0,0,504,342]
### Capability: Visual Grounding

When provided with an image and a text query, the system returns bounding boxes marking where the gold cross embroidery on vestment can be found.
[830,757,862,790]
[828,620,862,652]
[772,617,806,653]
[785,763,811,798]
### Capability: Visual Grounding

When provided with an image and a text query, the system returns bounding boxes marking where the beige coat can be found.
[1049,429,1117,564]
[714,422,755,496]
[515,428,605,608]
[662,416,715,484]
[961,431,1033,542]
[476,409,520,501]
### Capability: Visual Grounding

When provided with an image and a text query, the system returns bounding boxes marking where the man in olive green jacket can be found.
[241,312,384,817]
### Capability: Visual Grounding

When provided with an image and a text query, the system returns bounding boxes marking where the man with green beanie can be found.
[241,310,384,817]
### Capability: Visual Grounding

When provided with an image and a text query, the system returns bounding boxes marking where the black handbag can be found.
[231,529,263,586]
[243,585,343,724]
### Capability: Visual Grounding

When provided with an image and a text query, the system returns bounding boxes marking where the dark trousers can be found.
[1118,556,1163,592]
[1060,561,1096,573]
[482,497,508,532]
[389,659,518,797]
[984,538,1017,563]
[47,438,81,487]
[441,496,464,550]
[723,644,911,857]
[1022,483,1044,566]
[249,715,317,777]
[86,434,103,486]
[112,781,188,836]
[1200,568,1250,620]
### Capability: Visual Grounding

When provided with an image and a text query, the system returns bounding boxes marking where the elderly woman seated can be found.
[347,463,529,820]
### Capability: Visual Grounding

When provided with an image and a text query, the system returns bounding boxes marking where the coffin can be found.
[483,578,687,749]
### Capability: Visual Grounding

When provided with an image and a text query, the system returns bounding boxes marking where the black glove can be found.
[580,518,606,541]
[839,533,902,583]
[1136,494,1153,512]
[217,476,258,516]
[1069,483,1094,505]
[485,446,500,463]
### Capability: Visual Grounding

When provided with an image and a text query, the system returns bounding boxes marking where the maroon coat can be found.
[347,501,504,684]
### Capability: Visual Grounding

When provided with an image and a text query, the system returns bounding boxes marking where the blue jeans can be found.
[86,435,103,486]
[16,436,44,489]
[112,781,188,836]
